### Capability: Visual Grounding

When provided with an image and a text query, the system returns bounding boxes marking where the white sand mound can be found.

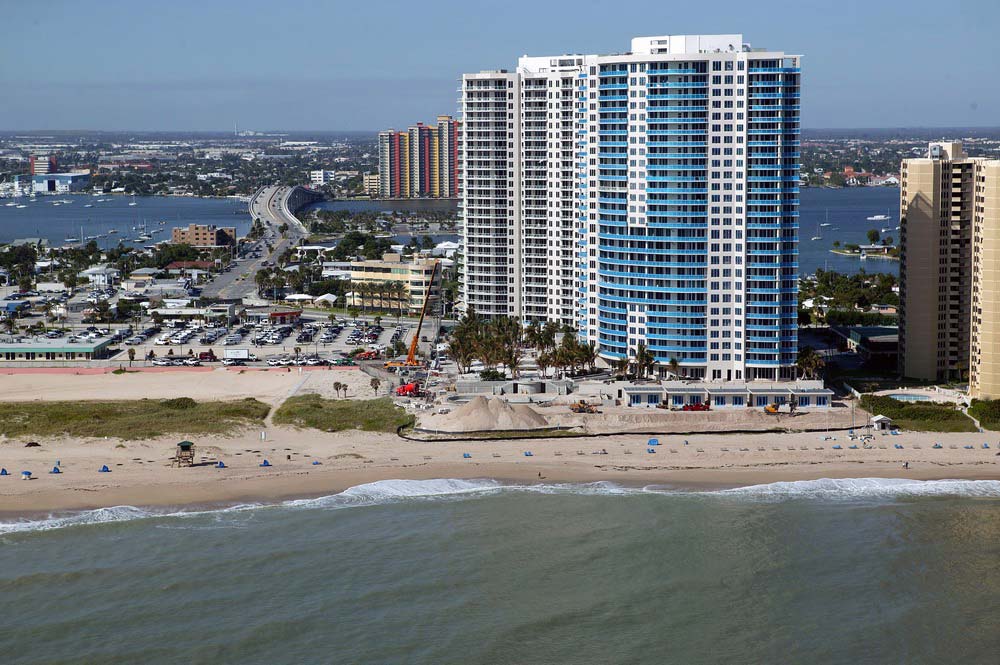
[423,396,550,432]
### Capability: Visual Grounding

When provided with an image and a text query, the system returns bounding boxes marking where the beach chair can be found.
[932,444,943,449]
[984,443,991,449]
[98,465,111,473]
[964,445,974,449]
[463,453,472,459]
[21,471,32,480]
[259,459,272,467]
[50,466,61,474]
[216,461,226,468]
[832,445,842,450]
[848,445,858,450]
[647,448,656,454]
[524,451,533,457]
[648,438,660,446]
[0,468,7,476]
[894,444,904,449]
[312,461,321,465]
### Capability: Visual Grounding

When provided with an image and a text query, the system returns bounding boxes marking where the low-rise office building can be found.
[31,172,90,193]
[170,224,236,248]
[348,253,441,315]
[0,337,112,362]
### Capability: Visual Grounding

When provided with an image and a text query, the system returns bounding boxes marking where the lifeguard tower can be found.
[173,441,196,467]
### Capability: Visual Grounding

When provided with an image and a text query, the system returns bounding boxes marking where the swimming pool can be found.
[886,393,931,402]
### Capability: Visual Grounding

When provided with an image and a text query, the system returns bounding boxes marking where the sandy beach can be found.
[2,426,999,517]
[2,367,998,517]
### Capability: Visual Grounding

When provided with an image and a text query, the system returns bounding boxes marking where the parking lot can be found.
[108,318,413,367]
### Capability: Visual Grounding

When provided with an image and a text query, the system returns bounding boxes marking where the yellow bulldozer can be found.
[570,400,599,414]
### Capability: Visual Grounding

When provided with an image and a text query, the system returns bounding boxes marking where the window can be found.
[817,396,828,406]
[714,396,726,406]
[732,396,744,406]
[798,396,810,407]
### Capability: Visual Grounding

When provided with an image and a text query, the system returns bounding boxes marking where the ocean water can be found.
[2,477,999,664]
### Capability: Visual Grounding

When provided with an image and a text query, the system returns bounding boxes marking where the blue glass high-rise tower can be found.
[461,34,801,381]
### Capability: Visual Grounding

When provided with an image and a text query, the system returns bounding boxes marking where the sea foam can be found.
[714,477,1000,500]
[3,477,998,534]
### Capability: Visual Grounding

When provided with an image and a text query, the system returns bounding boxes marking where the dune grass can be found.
[0,397,270,440]
[859,395,977,433]
[272,395,413,433]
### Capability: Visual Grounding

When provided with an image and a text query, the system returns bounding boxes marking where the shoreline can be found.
[3,427,999,520]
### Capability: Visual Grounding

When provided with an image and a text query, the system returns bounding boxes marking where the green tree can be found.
[866,229,880,245]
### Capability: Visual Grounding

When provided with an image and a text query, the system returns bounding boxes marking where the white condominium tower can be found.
[460,34,801,381]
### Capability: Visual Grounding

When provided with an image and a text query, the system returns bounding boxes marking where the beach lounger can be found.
[492,453,501,458]
[787,446,796,451]
[259,460,271,467]
[932,444,943,449]
[848,445,858,450]
[463,453,472,459]
[648,438,660,446]
[964,445,974,449]
[757,447,765,452]
[523,451,534,457]
[720,447,729,452]
[554,452,563,456]
[624,450,632,455]
[814,447,824,450]
[984,443,991,449]
[800,446,808,451]
[832,445,843,450]
[878,445,887,450]
[576,451,585,456]
[696,448,705,453]
[740,448,750,452]
[894,444,904,449]
[913,445,921,449]
[669,448,678,453]
[423,456,432,460]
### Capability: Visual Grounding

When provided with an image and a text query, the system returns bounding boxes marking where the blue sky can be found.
[1,0,997,131]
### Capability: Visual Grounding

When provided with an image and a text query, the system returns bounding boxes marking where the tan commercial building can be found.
[970,159,1000,398]
[363,172,380,196]
[348,253,441,315]
[171,224,237,248]
[900,142,1000,393]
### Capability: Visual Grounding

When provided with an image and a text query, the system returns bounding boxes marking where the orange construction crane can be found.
[385,260,440,369]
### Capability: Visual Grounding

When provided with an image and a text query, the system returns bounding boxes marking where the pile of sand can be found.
[423,396,550,432]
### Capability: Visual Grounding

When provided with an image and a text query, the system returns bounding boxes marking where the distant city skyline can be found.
[1,0,997,132]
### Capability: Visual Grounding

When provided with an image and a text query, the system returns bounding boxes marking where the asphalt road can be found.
[202,186,306,300]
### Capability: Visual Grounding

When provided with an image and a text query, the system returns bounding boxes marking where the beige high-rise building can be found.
[900,141,1000,392]
[899,142,974,381]
[969,160,1000,398]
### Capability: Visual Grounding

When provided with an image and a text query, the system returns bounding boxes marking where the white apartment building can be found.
[460,35,801,380]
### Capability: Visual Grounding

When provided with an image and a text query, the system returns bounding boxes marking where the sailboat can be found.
[811,210,826,241]
[128,196,138,207]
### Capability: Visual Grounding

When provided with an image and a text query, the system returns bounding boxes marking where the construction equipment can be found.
[396,382,424,397]
[385,260,440,369]
[569,400,599,414]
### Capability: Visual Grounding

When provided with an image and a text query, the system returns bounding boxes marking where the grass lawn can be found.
[272,395,414,433]
[859,395,977,433]
[0,398,270,440]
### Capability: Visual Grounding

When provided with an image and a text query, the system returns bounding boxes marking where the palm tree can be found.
[370,378,381,394]
[536,350,551,379]
[668,357,681,380]
[333,381,343,398]
[635,342,655,381]
[796,346,825,379]
[127,348,135,367]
